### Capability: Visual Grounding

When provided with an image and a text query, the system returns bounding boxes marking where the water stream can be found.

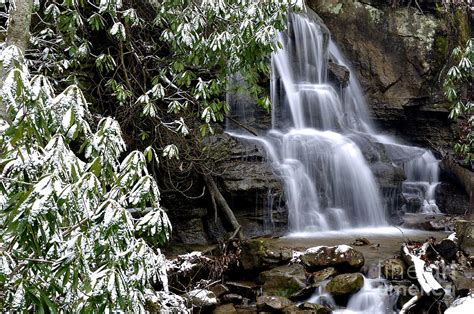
[306,277,397,314]
[227,11,441,233]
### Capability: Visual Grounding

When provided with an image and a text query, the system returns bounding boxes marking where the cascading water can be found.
[403,151,441,213]
[227,10,441,232]
[306,277,397,313]
[229,12,386,232]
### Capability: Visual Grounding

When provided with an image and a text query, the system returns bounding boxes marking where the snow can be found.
[448,232,458,242]
[335,244,353,254]
[445,295,474,314]
[402,246,443,294]
[305,246,324,254]
[291,250,303,263]
[185,289,217,306]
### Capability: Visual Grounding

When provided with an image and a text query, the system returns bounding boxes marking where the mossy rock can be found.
[326,273,364,296]
[259,263,307,296]
[382,258,406,280]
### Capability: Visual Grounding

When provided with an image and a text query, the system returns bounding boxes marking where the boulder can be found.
[172,217,209,244]
[455,220,474,252]
[258,263,307,296]
[257,296,293,311]
[326,273,364,296]
[213,304,237,314]
[435,182,470,215]
[240,238,293,271]
[289,285,318,301]
[167,252,213,291]
[311,267,338,284]
[225,281,257,300]
[300,245,364,272]
[299,302,332,313]
[447,270,473,297]
[351,237,371,246]
[434,238,458,261]
[382,258,406,280]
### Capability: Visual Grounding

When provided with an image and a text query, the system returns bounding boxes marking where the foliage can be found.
[0,45,188,312]
[0,0,303,310]
[22,0,302,176]
[443,38,473,163]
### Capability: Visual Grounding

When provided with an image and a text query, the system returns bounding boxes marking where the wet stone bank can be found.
[160,226,474,313]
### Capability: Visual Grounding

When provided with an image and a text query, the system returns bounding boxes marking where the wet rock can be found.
[435,182,470,215]
[434,238,458,261]
[213,303,237,314]
[221,293,243,304]
[455,220,474,251]
[307,0,461,150]
[352,237,371,246]
[257,296,293,311]
[298,302,332,313]
[328,60,350,88]
[300,245,365,272]
[370,161,407,188]
[448,270,473,297]
[225,281,257,300]
[172,217,209,244]
[382,258,406,280]
[184,289,217,307]
[289,285,317,301]
[311,267,338,284]
[326,273,364,296]
[258,264,307,296]
[402,212,446,230]
[403,195,423,213]
[240,238,293,271]
[209,284,229,298]
[216,136,288,238]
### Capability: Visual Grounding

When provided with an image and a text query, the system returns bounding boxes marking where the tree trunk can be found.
[204,175,244,239]
[6,0,33,53]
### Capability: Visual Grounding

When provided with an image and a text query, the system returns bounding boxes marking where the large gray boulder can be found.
[240,238,293,271]
[258,263,307,296]
[257,296,294,311]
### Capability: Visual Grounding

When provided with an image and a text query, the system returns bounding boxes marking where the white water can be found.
[335,278,396,314]
[404,151,441,213]
[227,11,441,232]
[306,277,397,313]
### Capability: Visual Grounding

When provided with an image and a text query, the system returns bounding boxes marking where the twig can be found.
[227,116,258,136]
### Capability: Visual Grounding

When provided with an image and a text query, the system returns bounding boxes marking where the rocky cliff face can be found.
[306,0,471,214]
[307,0,469,150]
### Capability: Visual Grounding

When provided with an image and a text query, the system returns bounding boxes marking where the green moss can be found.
[433,34,448,64]
[454,9,470,46]
[272,286,301,298]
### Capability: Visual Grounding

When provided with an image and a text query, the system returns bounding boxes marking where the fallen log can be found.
[401,244,444,297]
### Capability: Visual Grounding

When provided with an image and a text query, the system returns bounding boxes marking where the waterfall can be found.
[227,11,441,232]
[306,277,397,313]
[403,151,441,213]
